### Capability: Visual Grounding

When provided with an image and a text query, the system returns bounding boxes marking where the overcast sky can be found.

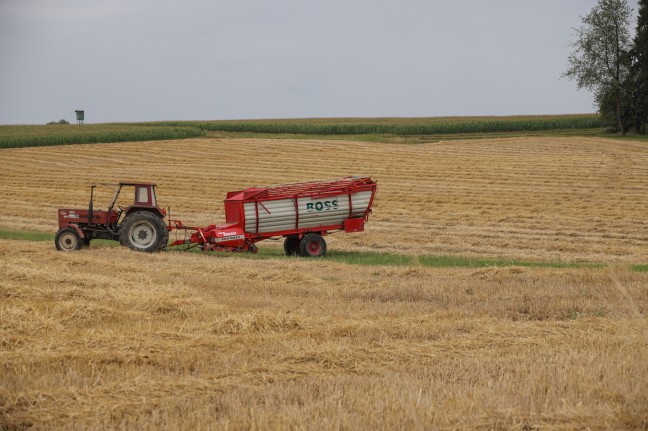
[0,0,640,124]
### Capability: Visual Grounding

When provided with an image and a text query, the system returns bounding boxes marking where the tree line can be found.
[565,0,648,135]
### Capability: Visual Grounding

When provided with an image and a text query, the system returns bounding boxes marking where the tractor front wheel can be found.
[299,233,326,257]
[119,212,167,252]
[55,227,82,251]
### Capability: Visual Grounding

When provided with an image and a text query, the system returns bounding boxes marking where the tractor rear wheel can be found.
[158,220,169,249]
[299,233,326,257]
[283,237,301,256]
[119,211,167,252]
[55,227,82,251]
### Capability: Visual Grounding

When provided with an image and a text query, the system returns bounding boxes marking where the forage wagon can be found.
[168,176,377,256]
[55,176,378,257]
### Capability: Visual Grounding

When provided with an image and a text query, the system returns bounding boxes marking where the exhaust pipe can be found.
[88,185,95,225]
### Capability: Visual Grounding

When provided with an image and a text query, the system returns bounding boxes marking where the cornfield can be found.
[0,124,205,149]
[0,115,605,149]
[168,114,605,135]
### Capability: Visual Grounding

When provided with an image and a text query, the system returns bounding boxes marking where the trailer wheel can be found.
[283,237,300,256]
[119,211,167,253]
[299,233,326,257]
[55,227,82,251]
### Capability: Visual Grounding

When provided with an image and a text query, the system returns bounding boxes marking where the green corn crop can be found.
[0,115,605,149]
[0,124,206,149]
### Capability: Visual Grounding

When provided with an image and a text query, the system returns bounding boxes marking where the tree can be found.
[595,81,633,130]
[46,119,70,125]
[564,0,633,135]
[629,0,648,133]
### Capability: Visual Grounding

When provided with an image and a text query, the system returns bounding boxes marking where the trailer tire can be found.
[55,227,82,251]
[284,237,301,256]
[299,233,326,257]
[119,211,167,253]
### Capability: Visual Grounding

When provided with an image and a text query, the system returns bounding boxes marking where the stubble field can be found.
[1,136,648,429]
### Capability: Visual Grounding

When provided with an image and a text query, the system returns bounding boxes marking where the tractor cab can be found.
[110,182,166,219]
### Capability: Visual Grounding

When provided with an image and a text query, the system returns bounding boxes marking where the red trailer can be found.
[168,176,377,257]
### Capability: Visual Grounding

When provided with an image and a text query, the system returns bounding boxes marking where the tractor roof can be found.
[118,181,157,187]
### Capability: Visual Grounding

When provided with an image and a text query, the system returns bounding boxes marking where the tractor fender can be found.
[66,223,86,239]
[124,207,165,219]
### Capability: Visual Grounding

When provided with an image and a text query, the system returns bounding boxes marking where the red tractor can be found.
[55,182,168,252]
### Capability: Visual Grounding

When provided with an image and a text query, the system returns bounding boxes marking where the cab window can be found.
[136,186,149,204]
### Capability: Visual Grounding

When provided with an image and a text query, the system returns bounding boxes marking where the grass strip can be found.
[166,244,604,269]
[202,128,609,144]
[630,264,648,272]
[0,228,619,270]
[0,229,117,247]
[418,254,603,269]
[244,249,602,269]
[0,229,53,241]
